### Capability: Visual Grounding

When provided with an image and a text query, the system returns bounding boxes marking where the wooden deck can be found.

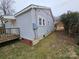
[0,34,20,43]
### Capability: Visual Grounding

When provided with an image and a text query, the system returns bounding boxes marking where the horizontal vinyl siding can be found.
[16,10,35,40]
[36,9,54,39]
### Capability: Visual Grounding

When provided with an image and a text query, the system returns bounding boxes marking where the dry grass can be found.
[0,31,79,59]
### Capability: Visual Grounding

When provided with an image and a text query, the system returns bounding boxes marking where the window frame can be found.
[39,17,42,25]
[38,16,46,26]
[43,19,45,25]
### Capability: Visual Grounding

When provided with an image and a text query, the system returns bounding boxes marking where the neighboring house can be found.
[54,16,61,30]
[55,21,64,31]
[0,15,20,43]
[15,4,54,46]
[0,15,16,28]
[54,17,64,31]
[3,16,16,28]
[0,16,17,34]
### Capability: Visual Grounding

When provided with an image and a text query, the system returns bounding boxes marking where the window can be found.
[39,18,42,25]
[39,17,45,26]
[43,19,45,25]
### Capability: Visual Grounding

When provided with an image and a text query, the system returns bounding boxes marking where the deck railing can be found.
[0,28,20,36]
[0,28,20,43]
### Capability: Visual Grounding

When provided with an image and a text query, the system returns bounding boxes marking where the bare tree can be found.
[0,0,15,15]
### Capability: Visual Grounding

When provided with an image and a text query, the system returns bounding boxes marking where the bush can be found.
[60,11,79,43]
[60,11,79,35]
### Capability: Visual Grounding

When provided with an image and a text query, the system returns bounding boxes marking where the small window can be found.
[39,18,42,25]
[43,19,45,25]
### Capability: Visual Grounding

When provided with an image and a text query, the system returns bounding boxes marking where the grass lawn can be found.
[0,31,79,59]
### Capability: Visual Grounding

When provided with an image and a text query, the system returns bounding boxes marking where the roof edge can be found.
[15,4,51,17]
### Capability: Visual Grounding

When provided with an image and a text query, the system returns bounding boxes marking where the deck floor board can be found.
[0,34,20,43]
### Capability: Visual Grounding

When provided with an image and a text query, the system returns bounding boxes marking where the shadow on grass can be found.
[0,38,20,47]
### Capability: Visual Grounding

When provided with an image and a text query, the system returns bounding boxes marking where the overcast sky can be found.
[14,0,79,16]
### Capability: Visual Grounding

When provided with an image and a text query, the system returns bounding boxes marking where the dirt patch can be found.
[51,31,78,57]
[68,46,78,57]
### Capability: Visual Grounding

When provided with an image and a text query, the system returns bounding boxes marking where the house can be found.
[0,15,19,34]
[4,16,16,28]
[15,4,54,46]
[54,16,64,31]
[55,21,64,31]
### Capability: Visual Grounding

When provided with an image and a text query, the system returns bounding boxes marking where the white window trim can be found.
[38,16,46,26]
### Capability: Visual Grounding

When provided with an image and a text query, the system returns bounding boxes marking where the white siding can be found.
[16,10,35,40]
[36,9,54,39]
[15,8,54,42]
[31,8,38,40]
[5,20,13,28]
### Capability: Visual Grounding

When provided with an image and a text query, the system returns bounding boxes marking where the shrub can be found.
[60,11,79,35]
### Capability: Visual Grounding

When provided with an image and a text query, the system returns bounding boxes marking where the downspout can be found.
[35,8,38,40]
[32,8,38,40]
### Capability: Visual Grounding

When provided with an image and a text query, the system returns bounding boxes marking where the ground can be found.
[0,31,79,59]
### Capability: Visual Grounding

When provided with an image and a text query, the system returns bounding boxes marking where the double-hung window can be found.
[39,17,46,26]
[39,18,42,25]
